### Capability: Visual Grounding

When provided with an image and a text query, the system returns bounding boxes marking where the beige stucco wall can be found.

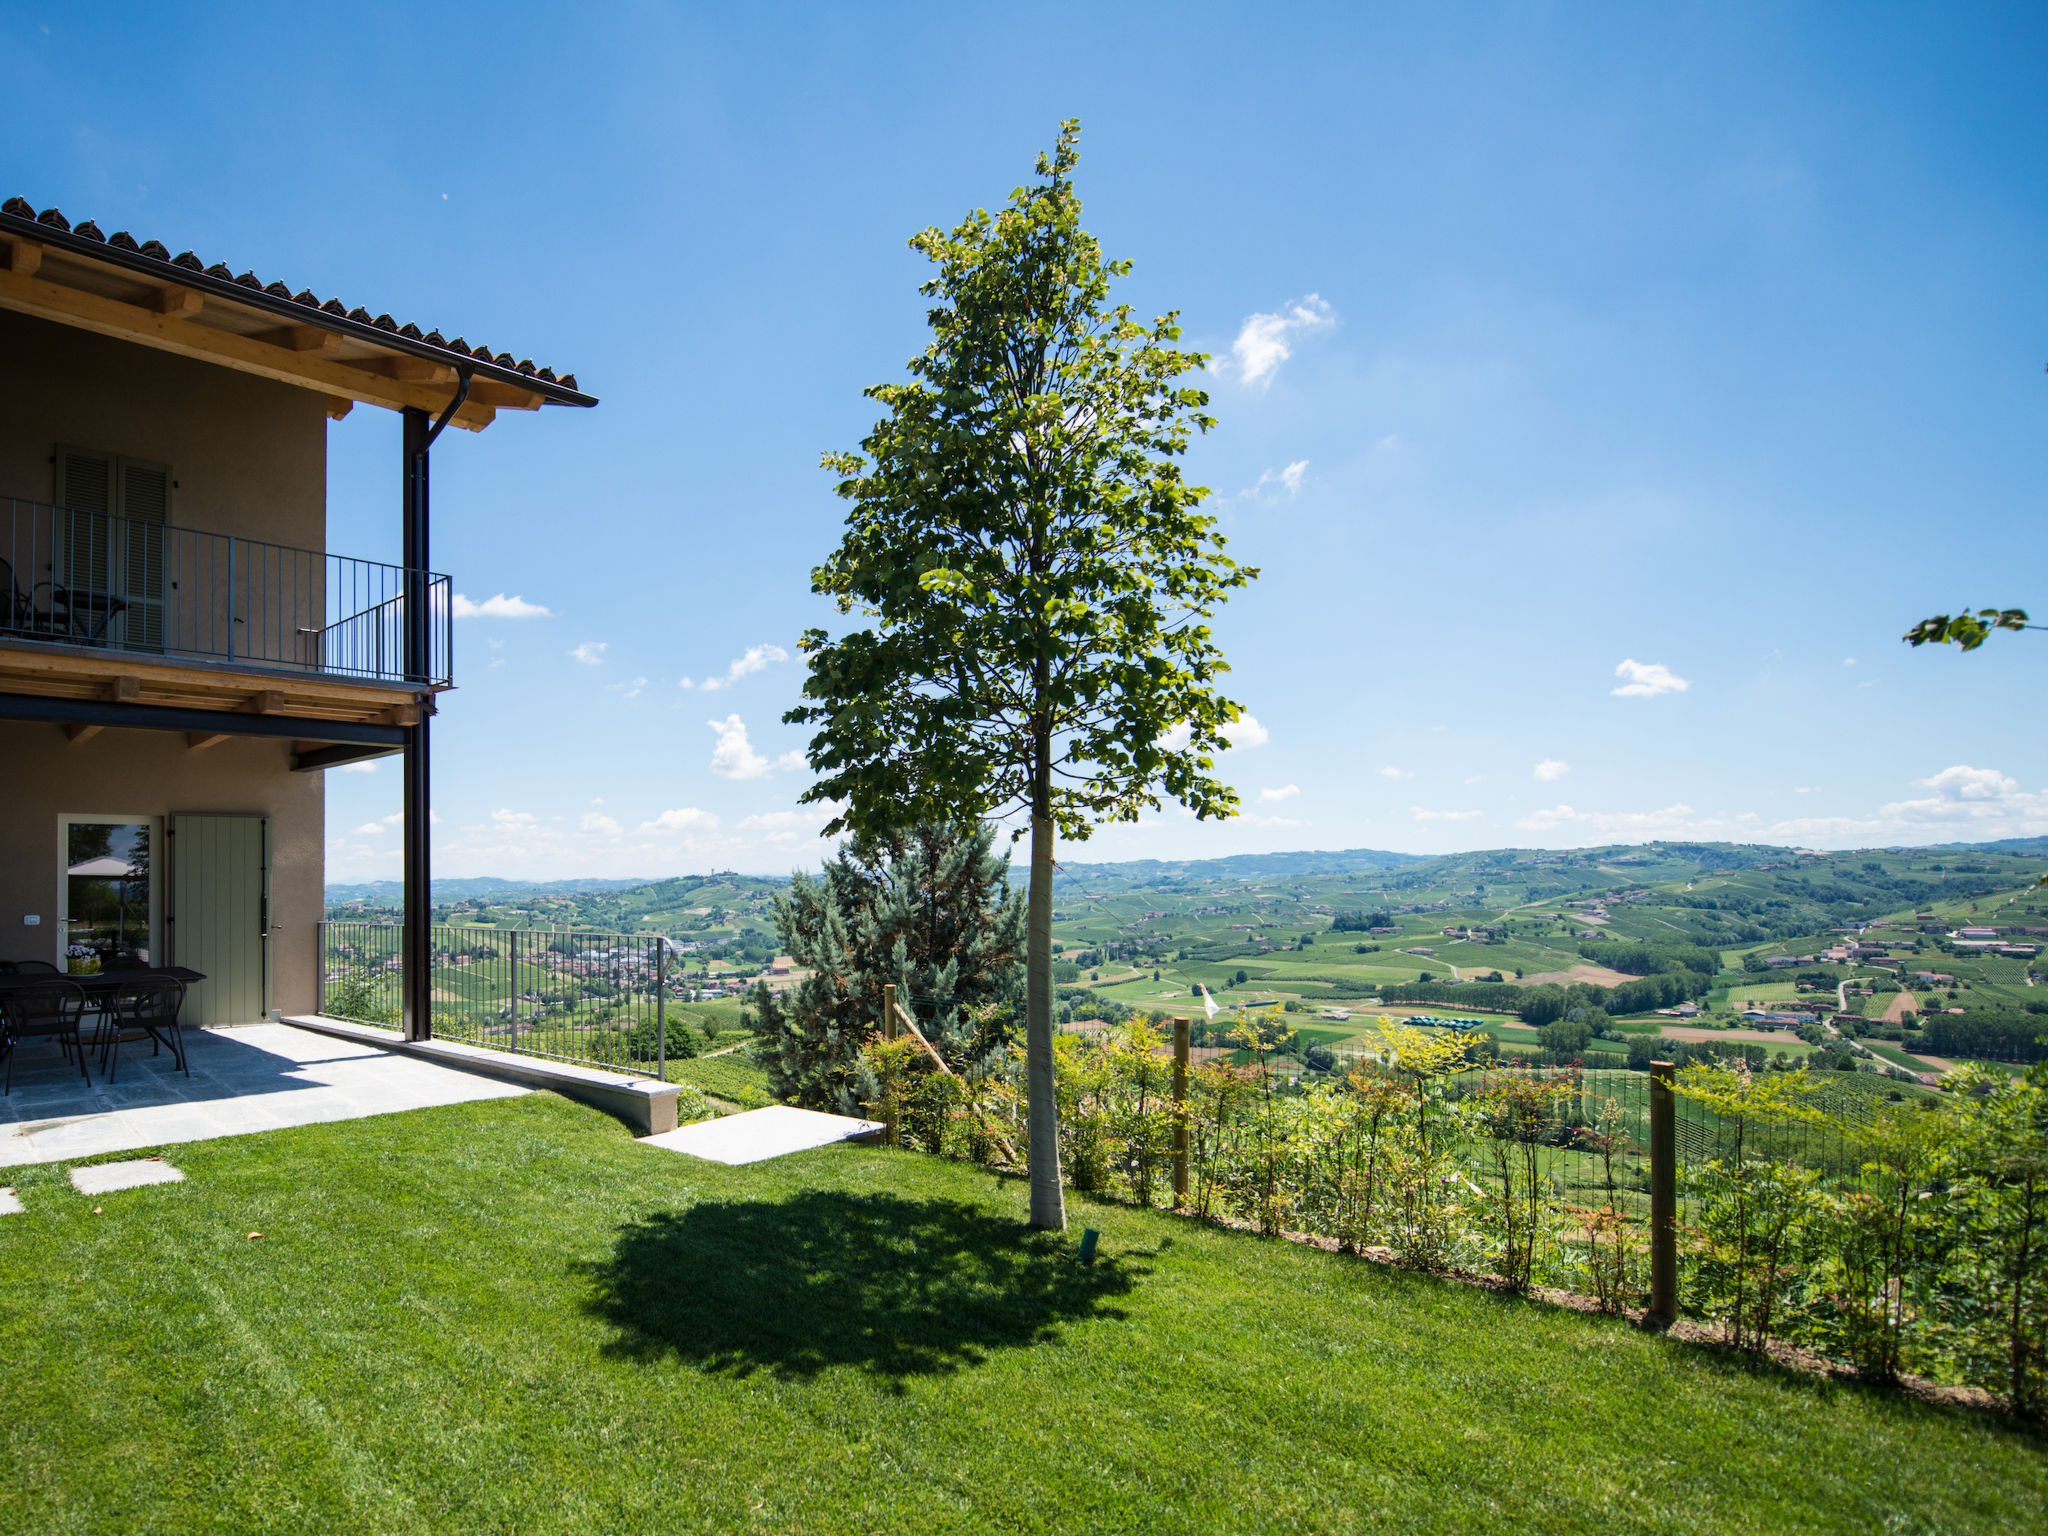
[0,306,327,548]
[0,308,335,1015]
[0,704,324,1015]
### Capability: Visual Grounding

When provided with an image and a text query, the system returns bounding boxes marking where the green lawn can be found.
[2,1094,2042,1534]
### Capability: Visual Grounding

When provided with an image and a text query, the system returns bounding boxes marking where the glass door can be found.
[60,817,159,973]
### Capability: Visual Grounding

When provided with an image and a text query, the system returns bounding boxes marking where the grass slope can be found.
[2,1094,2041,1535]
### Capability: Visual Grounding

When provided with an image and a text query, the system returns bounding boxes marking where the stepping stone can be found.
[642,1104,884,1166]
[0,1187,21,1216]
[70,1158,186,1195]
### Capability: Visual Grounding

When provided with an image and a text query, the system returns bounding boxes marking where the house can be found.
[0,197,592,1030]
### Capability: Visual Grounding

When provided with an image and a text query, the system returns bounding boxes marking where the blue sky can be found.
[7,4,2045,878]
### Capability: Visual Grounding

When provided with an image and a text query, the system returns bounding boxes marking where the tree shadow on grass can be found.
[580,1190,1145,1383]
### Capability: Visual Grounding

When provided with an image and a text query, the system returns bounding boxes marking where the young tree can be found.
[788,122,1255,1229]
[747,821,1024,1112]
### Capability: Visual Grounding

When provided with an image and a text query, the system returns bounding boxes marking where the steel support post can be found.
[401,406,432,1042]
[1648,1060,1678,1326]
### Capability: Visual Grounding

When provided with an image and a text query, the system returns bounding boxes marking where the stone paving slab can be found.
[71,1158,186,1194]
[1,1023,529,1167]
[641,1104,885,1165]
[0,1187,21,1216]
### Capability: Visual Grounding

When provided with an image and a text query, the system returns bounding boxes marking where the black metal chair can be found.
[0,555,66,639]
[12,960,61,975]
[2,979,91,1094]
[96,977,188,1084]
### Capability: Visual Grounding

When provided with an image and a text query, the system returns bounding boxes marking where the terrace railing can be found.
[2,496,451,686]
[318,921,701,1079]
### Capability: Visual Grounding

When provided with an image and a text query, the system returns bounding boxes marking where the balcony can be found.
[2,495,450,688]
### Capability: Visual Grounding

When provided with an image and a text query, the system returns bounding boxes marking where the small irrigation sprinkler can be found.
[1077,1227,1100,1264]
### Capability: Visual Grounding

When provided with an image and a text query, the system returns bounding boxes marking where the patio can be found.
[0,1019,527,1167]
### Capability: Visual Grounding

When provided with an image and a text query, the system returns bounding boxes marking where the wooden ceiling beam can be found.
[4,237,43,276]
[187,731,230,751]
[156,283,204,318]
[64,721,102,743]
[0,265,499,430]
[273,323,339,353]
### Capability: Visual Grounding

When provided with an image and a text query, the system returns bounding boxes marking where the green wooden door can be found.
[170,815,270,1026]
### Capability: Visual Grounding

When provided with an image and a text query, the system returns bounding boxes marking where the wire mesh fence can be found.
[318,921,701,1079]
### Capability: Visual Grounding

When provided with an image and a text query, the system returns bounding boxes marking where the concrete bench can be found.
[283,1015,685,1136]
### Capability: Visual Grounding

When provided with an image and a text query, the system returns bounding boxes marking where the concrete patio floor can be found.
[1,1021,528,1168]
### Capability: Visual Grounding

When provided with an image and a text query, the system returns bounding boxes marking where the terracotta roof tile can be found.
[1,196,591,402]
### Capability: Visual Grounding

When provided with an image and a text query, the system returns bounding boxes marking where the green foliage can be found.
[625,1014,700,1064]
[1577,940,1722,978]
[1903,606,2033,651]
[1920,1009,2048,1064]
[788,119,1255,843]
[746,821,1024,1113]
[323,973,398,1026]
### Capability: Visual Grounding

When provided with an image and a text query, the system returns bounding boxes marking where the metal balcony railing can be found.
[1,496,451,686]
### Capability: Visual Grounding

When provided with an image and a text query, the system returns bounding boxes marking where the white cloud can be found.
[580,812,622,835]
[776,749,807,772]
[1793,786,1817,794]
[1612,659,1690,697]
[1154,715,1265,755]
[569,641,607,666]
[1244,460,1310,499]
[453,592,551,620]
[1463,774,1486,785]
[339,760,378,774]
[1411,807,1484,822]
[1231,294,1335,387]
[351,821,385,836]
[708,714,773,779]
[1515,803,1723,837]
[1843,658,1857,667]
[607,676,647,700]
[700,643,789,692]
[1259,784,1300,802]
[1534,759,1571,782]
[1244,814,1308,828]
[739,808,827,845]
[677,676,695,690]
[1377,765,1412,780]
[491,808,537,826]
[639,807,719,834]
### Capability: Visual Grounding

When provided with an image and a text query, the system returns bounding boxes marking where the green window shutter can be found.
[115,457,170,649]
[53,445,115,599]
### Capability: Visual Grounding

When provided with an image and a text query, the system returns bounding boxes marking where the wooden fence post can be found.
[882,982,899,1146]
[1648,1059,1677,1327]
[1172,1015,1190,1207]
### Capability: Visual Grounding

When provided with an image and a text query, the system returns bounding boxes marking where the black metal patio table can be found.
[0,966,207,1090]
[0,965,207,997]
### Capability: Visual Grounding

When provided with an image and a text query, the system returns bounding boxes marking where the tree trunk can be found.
[1025,796,1066,1231]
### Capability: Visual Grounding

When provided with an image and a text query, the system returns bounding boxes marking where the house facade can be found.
[0,197,592,1030]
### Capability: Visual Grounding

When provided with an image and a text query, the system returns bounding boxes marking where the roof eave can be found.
[0,208,597,409]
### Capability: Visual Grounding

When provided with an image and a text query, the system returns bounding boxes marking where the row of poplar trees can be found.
[749,121,1256,1230]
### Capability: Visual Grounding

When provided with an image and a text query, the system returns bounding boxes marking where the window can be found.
[53,445,172,650]
[59,815,160,972]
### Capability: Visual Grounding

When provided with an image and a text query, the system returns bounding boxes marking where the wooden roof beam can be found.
[4,236,42,276]
[0,265,499,430]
